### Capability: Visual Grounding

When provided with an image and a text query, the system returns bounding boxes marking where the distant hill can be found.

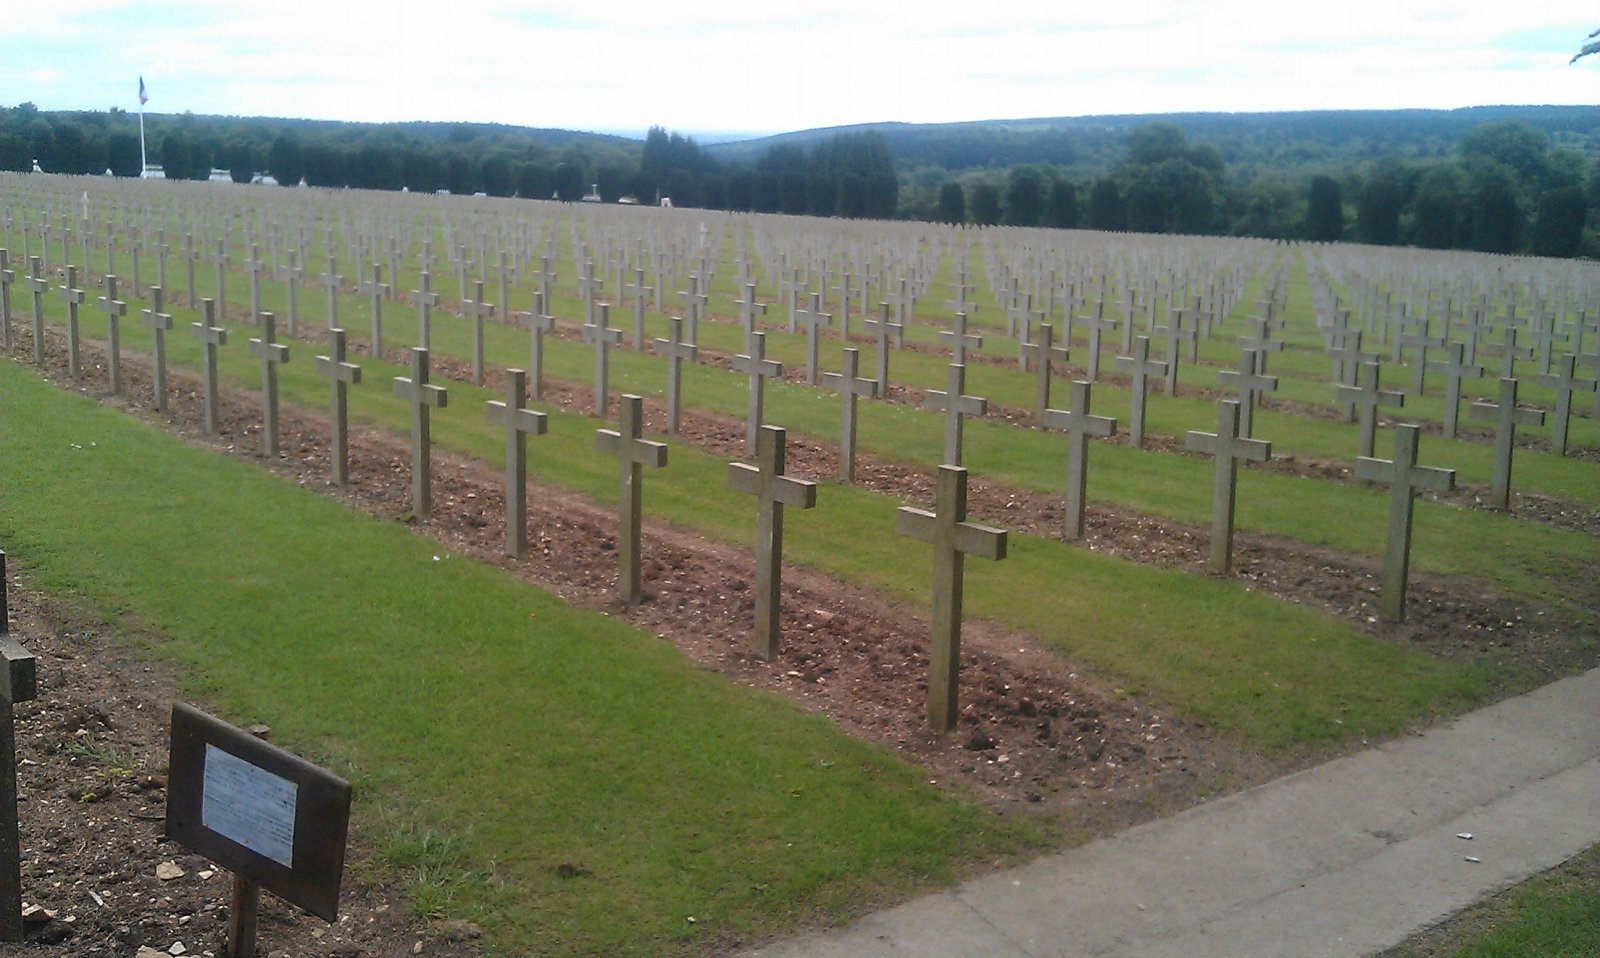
[706,106,1600,173]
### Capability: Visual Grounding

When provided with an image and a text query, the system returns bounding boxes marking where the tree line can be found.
[2,103,1595,257]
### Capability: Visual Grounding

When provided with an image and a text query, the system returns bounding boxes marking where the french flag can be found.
[139,76,148,106]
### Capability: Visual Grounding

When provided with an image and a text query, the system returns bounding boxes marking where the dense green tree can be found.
[1356,166,1402,245]
[1459,120,1548,183]
[106,131,141,177]
[1467,162,1522,253]
[224,138,258,183]
[1127,122,1188,165]
[268,133,304,186]
[1124,158,1215,234]
[779,172,807,214]
[1045,178,1079,228]
[1530,185,1586,257]
[936,181,966,224]
[864,173,898,219]
[1233,175,1299,238]
[1002,166,1046,226]
[805,174,835,216]
[1087,177,1123,230]
[302,144,346,187]
[970,182,1001,225]
[1305,175,1344,241]
[517,160,552,199]
[751,171,780,213]
[727,170,754,212]
[836,173,866,218]
[552,160,583,201]
[445,152,478,195]
[0,134,28,172]
[1410,165,1465,249]
[480,151,516,197]
[350,144,400,191]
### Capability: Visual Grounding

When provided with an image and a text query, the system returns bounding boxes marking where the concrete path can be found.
[749,668,1600,958]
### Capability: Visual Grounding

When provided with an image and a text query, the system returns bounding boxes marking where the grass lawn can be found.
[0,358,1044,956]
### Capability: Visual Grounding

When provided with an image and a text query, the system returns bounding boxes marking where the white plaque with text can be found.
[202,744,298,868]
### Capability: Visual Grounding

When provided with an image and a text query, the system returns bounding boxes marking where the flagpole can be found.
[138,103,147,177]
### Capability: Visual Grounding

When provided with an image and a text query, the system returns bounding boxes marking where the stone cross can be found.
[393,348,449,516]
[596,394,668,603]
[831,271,854,339]
[863,302,902,397]
[577,260,601,326]
[1114,336,1168,449]
[190,299,228,435]
[1041,380,1117,540]
[795,294,833,385]
[141,285,174,412]
[461,280,496,386]
[522,293,555,401]
[23,258,51,362]
[97,274,130,394]
[651,315,698,434]
[245,245,265,322]
[924,363,987,466]
[581,302,624,416]
[1427,341,1483,440]
[0,249,13,351]
[1397,321,1444,395]
[727,425,817,660]
[735,282,767,350]
[1479,325,1532,380]
[57,264,87,377]
[1469,378,1545,510]
[1184,400,1271,574]
[1153,310,1194,394]
[822,348,878,483]
[1078,297,1116,382]
[410,271,440,350]
[1534,354,1597,457]
[319,254,342,330]
[939,312,984,365]
[210,238,230,320]
[895,465,1007,733]
[1325,328,1377,423]
[485,369,548,558]
[1020,322,1070,421]
[1337,361,1406,459]
[247,312,290,458]
[732,331,784,455]
[358,263,388,358]
[314,329,362,485]
[282,250,303,336]
[1235,316,1283,374]
[1354,424,1455,622]
[1,550,39,944]
[624,268,652,352]
[182,233,199,309]
[1215,347,1278,439]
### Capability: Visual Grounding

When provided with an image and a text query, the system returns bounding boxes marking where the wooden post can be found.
[895,467,1007,732]
[226,876,260,958]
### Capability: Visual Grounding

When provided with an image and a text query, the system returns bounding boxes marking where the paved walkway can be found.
[749,668,1600,958]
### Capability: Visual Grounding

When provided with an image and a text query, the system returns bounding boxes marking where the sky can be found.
[4,1,1597,140]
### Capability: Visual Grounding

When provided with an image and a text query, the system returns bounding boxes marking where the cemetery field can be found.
[1,175,1597,955]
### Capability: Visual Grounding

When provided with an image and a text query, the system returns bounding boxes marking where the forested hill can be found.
[708,105,1600,174]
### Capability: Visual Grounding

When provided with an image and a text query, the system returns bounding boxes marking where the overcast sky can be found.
[5,1,1597,139]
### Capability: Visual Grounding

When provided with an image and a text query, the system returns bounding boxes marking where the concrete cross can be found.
[1041,380,1117,540]
[1469,378,1545,510]
[939,312,983,365]
[1355,424,1455,622]
[190,299,229,435]
[182,233,200,309]
[822,347,878,483]
[518,291,556,402]
[282,249,304,336]
[57,264,87,376]
[409,270,440,350]
[141,285,174,412]
[1153,309,1195,394]
[96,273,130,394]
[357,263,389,357]
[0,249,13,351]
[1005,291,1033,341]
[314,329,362,485]
[1535,354,1598,457]
[732,331,784,455]
[624,268,653,352]
[863,302,902,397]
[1235,316,1283,374]
[1337,361,1406,460]
[1526,314,1566,376]
[944,280,977,317]
[461,280,496,386]
[247,312,290,458]
[1427,341,1483,440]
[1185,400,1272,574]
[895,465,1007,733]
[831,270,854,339]
[1078,297,1117,382]
[1020,322,1070,421]
[486,369,549,558]
[318,254,342,330]
[736,282,767,351]
[245,244,265,323]
[778,268,803,332]
[393,348,449,516]
[794,293,833,385]
[597,394,668,603]
[1215,347,1278,439]
[1397,321,1445,395]
[581,302,624,416]
[531,255,558,303]
[728,425,817,660]
[1324,328,1377,423]
[1479,325,1532,380]
[211,237,231,320]
[1114,336,1168,449]
[924,363,988,466]
[651,315,698,434]
[494,250,516,328]
[577,260,601,326]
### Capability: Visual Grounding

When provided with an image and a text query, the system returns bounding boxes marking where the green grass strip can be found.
[0,359,1041,957]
